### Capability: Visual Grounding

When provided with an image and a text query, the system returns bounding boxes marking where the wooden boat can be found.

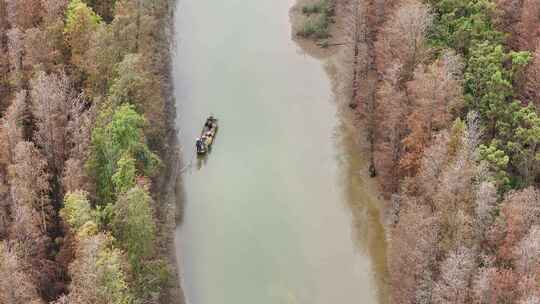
[196,116,218,155]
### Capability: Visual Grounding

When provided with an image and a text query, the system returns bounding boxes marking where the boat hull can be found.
[196,117,218,155]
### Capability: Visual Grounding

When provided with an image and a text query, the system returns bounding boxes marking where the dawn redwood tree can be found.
[520,296,540,304]
[108,54,165,142]
[0,1,6,38]
[388,202,439,304]
[472,267,520,304]
[375,0,432,81]
[8,200,63,300]
[373,68,407,195]
[489,268,520,303]
[432,247,475,304]
[494,0,522,47]
[0,170,9,238]
[474,181,498,240]
[498,187,540,260]
[1,90,26,163]
[417,131,450,199]
[67,232,132,304]
[0,1,9,103]
[63,101,94,194]
[64,0,102,69]
[400,54,464,175]
[6,27,24,88]
[514,225,540,275]
[81,25,124,97]
[523,48,540,108]
[8,141,51,232]
[23,27,58,73]
[9,204,49,263]
[516,0,540,50]
[62,158,90,194]
[66,102,93,162]
[31,71,81,177]
[0,242,43,304]
[4,0,42,30]
[432,134,476,249]
[41,0,68,24]
[59,94,95,193]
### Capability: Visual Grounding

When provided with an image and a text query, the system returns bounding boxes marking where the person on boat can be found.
[196,137,204,152]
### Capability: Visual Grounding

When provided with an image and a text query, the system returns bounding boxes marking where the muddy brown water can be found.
[172,0,387,303]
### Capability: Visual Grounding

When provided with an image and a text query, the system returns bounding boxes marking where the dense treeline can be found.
[0,0,176,303]
[360,0,540,302]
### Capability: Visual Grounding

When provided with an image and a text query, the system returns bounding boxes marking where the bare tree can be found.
[31,71,82,177]
[516,0,540,50]
[523,47,540,108]
[499,187,540,260]
[388,202,439,304]
[1,90,27,163]
[417,131,450,199]
[432,247,475,304]
[473,267,520,303]
[23,27,59,72]
[62,158,90,194]
[40,0,68,24]
[514,225,540,275]
[401,54,464,175]
[375,0,432,81]
[0,242,43,304]
[373,67,407,195]
[474,181,498,240]
[8,141,50,232]
[6,27,24,88]
[67,233,131,304]
[520,296,540,304]
[5,0,42,30]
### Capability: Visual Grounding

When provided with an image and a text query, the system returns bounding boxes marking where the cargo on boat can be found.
[196,116,218,155]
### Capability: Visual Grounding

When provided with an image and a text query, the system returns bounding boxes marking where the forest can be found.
[2,0,540,302]
[354,0,540,302]
[0,0,178,303]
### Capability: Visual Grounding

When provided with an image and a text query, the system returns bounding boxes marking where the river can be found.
[172,0,387,303]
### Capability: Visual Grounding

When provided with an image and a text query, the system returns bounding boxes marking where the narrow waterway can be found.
[172,0,387,303]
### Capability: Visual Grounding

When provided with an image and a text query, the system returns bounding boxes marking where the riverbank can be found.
[153,1,185,303]
[290,0,389,302]
[317,0,540,302]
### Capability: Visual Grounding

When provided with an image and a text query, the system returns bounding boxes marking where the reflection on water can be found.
[195,156,208,171]
[335,117,389,303]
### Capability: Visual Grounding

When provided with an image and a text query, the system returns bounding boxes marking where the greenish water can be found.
[172,0,387,303]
